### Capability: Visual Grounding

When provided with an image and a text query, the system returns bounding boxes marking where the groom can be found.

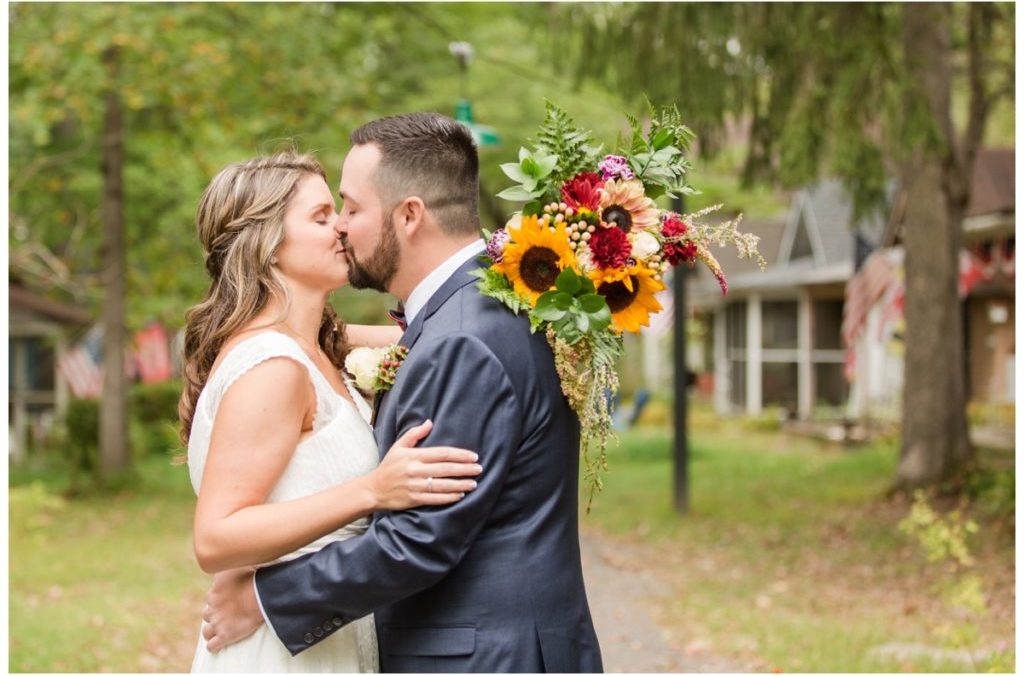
[202,112,602,672]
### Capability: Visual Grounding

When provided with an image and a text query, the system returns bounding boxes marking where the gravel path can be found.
[581,532,740,673]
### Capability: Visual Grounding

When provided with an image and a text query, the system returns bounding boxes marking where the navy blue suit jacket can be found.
[255,257,603,672]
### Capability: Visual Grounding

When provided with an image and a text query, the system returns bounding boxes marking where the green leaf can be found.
[578,275,596,294]
[651,127,673,151]
[579,293,607,314]
[575,313,590,333]
[555,267,582,295]
[533,292,569,321]
[500,162,528,183]
[521,156,540,177]
[497,185,540,202]
[534,152,558,178]
[586,304,612,332]
[523,200,543,217]
[645,184,666,200]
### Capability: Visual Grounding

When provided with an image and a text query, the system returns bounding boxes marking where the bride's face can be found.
[273,174,349,291]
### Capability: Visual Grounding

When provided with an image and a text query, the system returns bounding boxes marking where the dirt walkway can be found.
[580,531,740,673]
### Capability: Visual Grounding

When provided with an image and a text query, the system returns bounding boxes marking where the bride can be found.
[179,152,482,672]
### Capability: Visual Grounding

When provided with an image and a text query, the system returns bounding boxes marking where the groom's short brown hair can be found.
[351,112,480,237]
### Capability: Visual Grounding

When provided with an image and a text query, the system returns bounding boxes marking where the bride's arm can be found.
[345,324,404,348]
[192,358,480,575]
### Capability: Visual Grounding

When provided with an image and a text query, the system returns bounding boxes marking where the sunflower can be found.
[493,214,578,304]
[598,179,660,233]
[595,265,665,333]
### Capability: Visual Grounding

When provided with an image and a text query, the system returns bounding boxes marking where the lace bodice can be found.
[187,331,379,561]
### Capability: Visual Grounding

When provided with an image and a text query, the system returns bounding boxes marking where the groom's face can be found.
[337,144,401,292]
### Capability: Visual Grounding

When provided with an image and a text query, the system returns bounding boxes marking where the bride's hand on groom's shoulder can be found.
[365,420,483,511]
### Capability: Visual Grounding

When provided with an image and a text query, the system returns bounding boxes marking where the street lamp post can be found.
[671,194,689,514]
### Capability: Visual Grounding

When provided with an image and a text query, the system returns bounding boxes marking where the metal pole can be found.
[671,195,689,514]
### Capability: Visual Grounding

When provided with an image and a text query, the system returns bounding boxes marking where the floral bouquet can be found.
[474,102,765,508]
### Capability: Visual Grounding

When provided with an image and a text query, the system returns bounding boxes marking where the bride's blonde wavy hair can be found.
[178,152,349,446]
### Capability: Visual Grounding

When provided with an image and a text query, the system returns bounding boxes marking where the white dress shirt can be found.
[403,239,486,325]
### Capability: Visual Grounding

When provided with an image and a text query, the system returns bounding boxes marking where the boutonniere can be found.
[345,344,409,396]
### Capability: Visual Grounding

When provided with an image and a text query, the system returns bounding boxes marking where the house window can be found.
[815,363,847,407]
[813,300,844,350]
[762,301,798,350]
[763,362,798,409]
[812,299,848,406]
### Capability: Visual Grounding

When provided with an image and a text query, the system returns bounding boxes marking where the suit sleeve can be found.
[254,332,523,655]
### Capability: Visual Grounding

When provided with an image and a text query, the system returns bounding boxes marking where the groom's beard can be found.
[344,212,401,293]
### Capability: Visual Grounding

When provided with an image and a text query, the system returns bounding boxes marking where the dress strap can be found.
[204,332,333,430]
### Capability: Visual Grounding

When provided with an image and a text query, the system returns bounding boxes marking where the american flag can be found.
[57,325,104,399]
[56,324,142,398]
[842,250,902,380]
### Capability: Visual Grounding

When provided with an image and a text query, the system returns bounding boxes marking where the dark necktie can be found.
[387,301,407,331]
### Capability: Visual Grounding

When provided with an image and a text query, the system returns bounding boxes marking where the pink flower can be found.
[598,155,635,181]
[486,227,510,263]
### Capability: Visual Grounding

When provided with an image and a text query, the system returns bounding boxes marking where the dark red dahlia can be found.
[589,225,632,269]
[560,172,604,211]
[661,214,689,238]
[664,240,698,267]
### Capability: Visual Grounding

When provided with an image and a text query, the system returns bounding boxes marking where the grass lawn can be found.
[582,408,1015,672]
[9,409,1014,673]
[10,457,208,672]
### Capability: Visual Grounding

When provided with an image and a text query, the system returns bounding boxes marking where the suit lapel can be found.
[370,257,485,433]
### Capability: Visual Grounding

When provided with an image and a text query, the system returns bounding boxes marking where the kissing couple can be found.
[182,112,603,673]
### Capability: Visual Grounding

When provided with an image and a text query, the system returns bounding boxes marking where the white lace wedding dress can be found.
[187,332,380,672]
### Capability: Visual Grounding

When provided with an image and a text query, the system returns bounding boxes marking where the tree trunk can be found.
[99,46,130,480]
[895,4,973,489]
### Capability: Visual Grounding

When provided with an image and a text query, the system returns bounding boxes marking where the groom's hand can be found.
[202,567,263,652]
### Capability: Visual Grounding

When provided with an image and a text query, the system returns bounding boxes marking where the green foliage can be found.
[52,398,101,488]
[899,490,979,566]
[531,268,611,345]
[497,146,558,202]
[129,380,183,426]
[532,100,602,189]
[625,102,697,200]
[565,3,1014,220]
[899,490,997,669]
[470,265,531,315]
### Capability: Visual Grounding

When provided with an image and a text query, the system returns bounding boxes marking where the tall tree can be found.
[99,45,129,476]
[566,2,1014,489]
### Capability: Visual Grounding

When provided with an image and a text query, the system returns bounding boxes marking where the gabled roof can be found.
[779,178,891,268]
[9,281,91,325]
[690,178,892,304]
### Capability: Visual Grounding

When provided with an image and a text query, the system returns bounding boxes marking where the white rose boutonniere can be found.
[345,346,388,395]
[345,344,410,396]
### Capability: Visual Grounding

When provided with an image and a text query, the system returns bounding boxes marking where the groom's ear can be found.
[395,196,428,239]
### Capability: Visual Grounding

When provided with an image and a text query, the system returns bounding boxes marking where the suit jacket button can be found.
[323,620,334,631]
[332,617,343,627]
[314,627,324,638]
[303,633,314,644]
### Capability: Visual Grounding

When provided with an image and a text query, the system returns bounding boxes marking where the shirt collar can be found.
[404,239,486,325]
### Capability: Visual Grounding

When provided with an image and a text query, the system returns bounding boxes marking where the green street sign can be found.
[455,99,501,147]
